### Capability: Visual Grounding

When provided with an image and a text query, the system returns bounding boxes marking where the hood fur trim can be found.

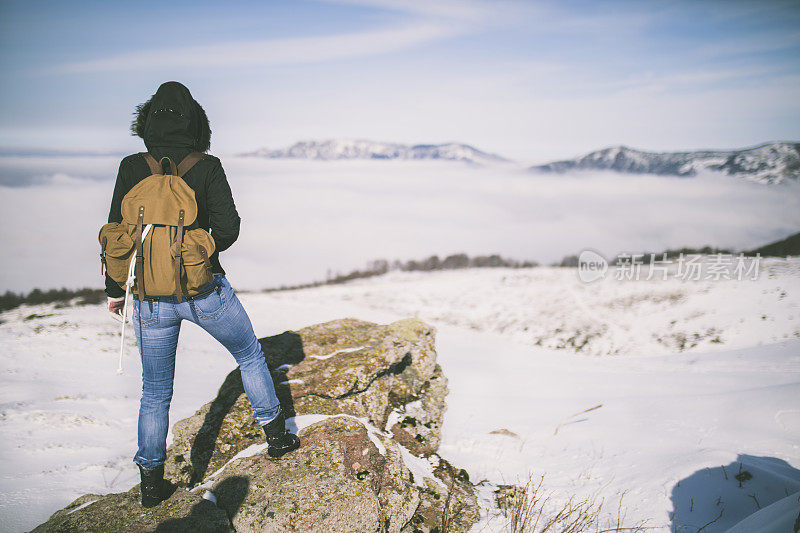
[130,84,211,152]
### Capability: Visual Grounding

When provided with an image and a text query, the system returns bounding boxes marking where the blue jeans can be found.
[131,274,281,469]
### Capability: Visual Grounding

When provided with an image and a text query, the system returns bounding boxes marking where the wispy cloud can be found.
[54,22,464,73]
[600,64,797,97]
[318,0,516,23]
[695,30,800,60]
[8,0,799,159]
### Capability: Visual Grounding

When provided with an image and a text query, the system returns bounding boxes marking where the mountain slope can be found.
[530,141,800,184]
[747,230,800,256]
[242,139,510,165]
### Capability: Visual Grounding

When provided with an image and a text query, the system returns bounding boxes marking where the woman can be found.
[105,81,299,508]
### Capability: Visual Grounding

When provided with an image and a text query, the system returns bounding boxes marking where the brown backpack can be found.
[99,152,216,302]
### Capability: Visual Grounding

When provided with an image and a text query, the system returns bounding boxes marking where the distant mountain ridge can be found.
[242,139,510,165]
[530,141,800,184]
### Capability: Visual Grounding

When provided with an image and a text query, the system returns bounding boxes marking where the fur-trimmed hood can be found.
[131,81,211,152]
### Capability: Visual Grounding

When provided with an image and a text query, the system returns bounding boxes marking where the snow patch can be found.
[291,413,444,488]
[66,499,98,515]
[310,345,366,360]
[384,409,402,432]
[194,442,269,491]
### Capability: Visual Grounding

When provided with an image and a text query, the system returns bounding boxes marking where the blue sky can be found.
[1,0,798,162]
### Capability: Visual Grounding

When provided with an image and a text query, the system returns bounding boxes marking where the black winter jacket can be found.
[104,82,240,298]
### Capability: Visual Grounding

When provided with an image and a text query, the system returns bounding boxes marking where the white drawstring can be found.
[118,224,153,374]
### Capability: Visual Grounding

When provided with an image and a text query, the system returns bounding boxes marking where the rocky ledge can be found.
[34,318,479,532]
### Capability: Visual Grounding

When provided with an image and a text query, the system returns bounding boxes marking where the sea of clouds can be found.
[1,155,799,293]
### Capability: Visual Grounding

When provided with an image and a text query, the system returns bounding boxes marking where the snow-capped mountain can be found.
[242,139,510,165]
[530,141,800,184]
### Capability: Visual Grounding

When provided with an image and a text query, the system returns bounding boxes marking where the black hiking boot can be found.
[137,464,175,508]
[262,411,300,458]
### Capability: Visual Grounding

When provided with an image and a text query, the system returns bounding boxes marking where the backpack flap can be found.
[120,175,198,226]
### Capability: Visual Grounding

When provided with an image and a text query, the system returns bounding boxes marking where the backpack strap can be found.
[174,209,185,303]
[140,153,161,175]
[141,152,201,177]
[199,245,211,269]
[100,236,108,275]
[135,206,145,300]
[177,152,203,178]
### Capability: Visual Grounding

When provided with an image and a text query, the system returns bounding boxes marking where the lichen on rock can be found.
[166,317,447,486]
[210,415,418,533]
[31,485,233,532]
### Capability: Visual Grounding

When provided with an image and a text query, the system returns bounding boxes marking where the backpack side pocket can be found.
[175,229,216,295]
[99,222,134,285]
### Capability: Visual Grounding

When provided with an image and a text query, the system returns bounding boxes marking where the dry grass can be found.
[440,464,468,533]
[496,474,650,533]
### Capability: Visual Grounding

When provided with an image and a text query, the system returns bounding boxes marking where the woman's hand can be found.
[108,296,125,322]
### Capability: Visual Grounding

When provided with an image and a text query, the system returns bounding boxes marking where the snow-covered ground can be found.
[264,259,800,355]
[1,263,798,532]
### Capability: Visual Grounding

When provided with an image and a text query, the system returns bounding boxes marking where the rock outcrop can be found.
[34,318,479,532]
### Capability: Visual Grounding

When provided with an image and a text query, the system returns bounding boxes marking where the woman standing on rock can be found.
[105,81,299,508]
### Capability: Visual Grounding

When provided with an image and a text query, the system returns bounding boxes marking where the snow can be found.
[263,260,800,355]
[1,264,798,532]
